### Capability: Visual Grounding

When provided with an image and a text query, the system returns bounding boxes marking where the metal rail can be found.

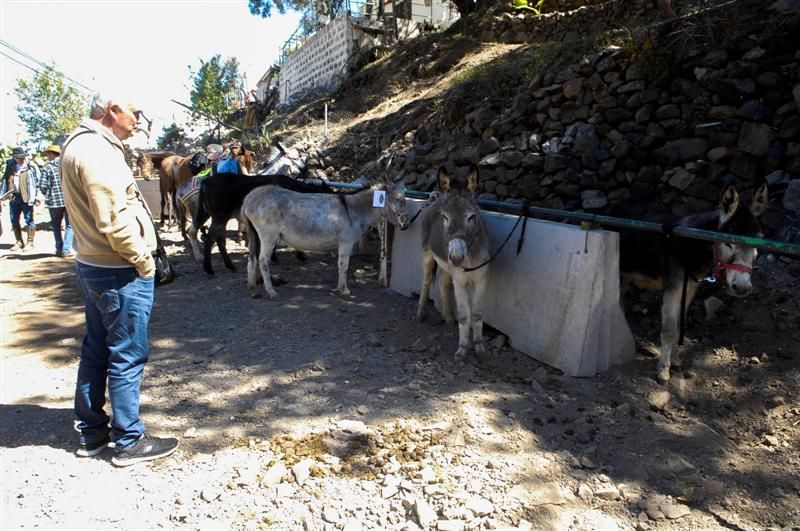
[302,178,800,258]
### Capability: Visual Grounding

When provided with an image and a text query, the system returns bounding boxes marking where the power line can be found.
[0,39,94,93]
[0,50,93,97]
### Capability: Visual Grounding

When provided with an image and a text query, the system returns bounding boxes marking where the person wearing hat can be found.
[38,144,74,257]
[206,143,223,175]
[2,146,43,251]
[60,90,178,466]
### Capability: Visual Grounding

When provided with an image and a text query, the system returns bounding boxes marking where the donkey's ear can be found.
[719,184,740,225]
[466,165,479,194]
[437,166,453,193]
[750,182,769,217]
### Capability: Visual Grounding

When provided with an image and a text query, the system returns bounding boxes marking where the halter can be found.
[711,243,752,282]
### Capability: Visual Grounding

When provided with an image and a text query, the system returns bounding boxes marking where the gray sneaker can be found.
[111,434,178,467]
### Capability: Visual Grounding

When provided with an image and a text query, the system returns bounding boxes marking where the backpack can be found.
[216,157,240,174]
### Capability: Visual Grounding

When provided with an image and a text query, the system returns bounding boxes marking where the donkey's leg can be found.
[416,250,436,321]
[218,232,235,272]
[257,233,279,298]
[203,221,223,276]
[437,267,455,324]
[671,279,700,370]
[246,225,261,296]
[336,244,352,295]
[451,277,471,360]
[469,273,488,355]
[188,220,202,263]
[658,284,682,383]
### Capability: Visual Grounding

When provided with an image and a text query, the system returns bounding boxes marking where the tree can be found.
[157,122,186,151]
[249,0,345,33]
[188,55,242,126]
[13,65,88,146]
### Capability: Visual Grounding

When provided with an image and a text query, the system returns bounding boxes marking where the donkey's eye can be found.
[467,214,476,222]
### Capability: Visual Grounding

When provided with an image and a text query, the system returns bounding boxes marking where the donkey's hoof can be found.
[266,289,278,299]
[454,346,468,361]
[249,290,263,299]
[656,367,671,383]
[474,342,486,356]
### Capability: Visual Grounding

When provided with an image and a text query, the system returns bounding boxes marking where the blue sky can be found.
[0,0,302,147]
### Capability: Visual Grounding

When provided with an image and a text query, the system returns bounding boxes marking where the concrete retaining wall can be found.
[280,17,354,104]
[390,199,635,376]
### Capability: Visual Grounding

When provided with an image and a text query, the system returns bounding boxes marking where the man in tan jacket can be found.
[61,91,178,466]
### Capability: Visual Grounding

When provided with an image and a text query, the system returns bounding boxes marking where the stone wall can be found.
[393,2,800,233]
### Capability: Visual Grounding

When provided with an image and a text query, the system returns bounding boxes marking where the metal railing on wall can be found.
[301,178,800,258]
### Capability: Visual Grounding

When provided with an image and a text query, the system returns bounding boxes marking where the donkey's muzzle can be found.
[448,239,467,266]
[397,214,410,230]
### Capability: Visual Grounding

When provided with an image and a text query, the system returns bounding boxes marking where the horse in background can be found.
[617,182,769,382]
[128,150,155,180]
[416,166,490,360]
[159,152,207,228]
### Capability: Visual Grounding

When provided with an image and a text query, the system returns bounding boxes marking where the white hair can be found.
[90,90,140,119]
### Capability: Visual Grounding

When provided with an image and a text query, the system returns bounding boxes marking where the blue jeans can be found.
[9,194,34,230]
[74,263,155,450]
[49,207,73,254]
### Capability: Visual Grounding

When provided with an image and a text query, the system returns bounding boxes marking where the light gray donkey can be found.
[416,166,490,360]
[243,175,410,298]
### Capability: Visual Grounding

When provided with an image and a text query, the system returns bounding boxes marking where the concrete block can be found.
[136,178,161,221]
[391,200,635,376]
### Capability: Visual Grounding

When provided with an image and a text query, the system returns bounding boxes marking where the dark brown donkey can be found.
[416,166,490,360]
[618,182,769,382]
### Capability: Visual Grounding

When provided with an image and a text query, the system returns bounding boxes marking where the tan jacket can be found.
[61,119,156,277]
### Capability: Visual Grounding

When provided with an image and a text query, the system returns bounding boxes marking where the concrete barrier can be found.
[136,178,161,221]
[390,199,635,377]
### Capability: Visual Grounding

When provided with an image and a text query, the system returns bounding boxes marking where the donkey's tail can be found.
[246,216,260,258]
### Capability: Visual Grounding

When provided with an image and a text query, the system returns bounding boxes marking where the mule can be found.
[416,166,490,360]
[618,182,769,382]
[243,175,410,298]
[159,152,207,228]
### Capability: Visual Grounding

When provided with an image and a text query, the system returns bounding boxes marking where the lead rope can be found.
[462,214,524,273]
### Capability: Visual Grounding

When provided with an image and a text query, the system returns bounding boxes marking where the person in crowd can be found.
[60,90,178,466]
[2,147,42,251]
[206,143,223,175]
[215,141,243,174]
[38,144,74,257]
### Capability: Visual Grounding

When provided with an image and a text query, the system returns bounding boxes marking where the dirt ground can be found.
[1,219,799,531]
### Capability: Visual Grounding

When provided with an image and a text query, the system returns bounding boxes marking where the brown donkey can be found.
[417,166,490,360]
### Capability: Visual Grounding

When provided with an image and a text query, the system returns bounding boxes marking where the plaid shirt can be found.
[39,159,65,208]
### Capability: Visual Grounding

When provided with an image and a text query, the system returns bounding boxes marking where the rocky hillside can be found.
[251,0,800,239]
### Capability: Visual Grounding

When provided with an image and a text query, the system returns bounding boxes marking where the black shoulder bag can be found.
[133,182,176,287]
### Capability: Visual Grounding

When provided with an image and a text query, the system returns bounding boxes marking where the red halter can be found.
[713,244,752,280]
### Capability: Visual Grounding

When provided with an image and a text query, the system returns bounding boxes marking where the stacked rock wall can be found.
[396,3,800,232]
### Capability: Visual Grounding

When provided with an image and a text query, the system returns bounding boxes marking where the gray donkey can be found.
[243,174,410,298]
[416,166,490,359]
